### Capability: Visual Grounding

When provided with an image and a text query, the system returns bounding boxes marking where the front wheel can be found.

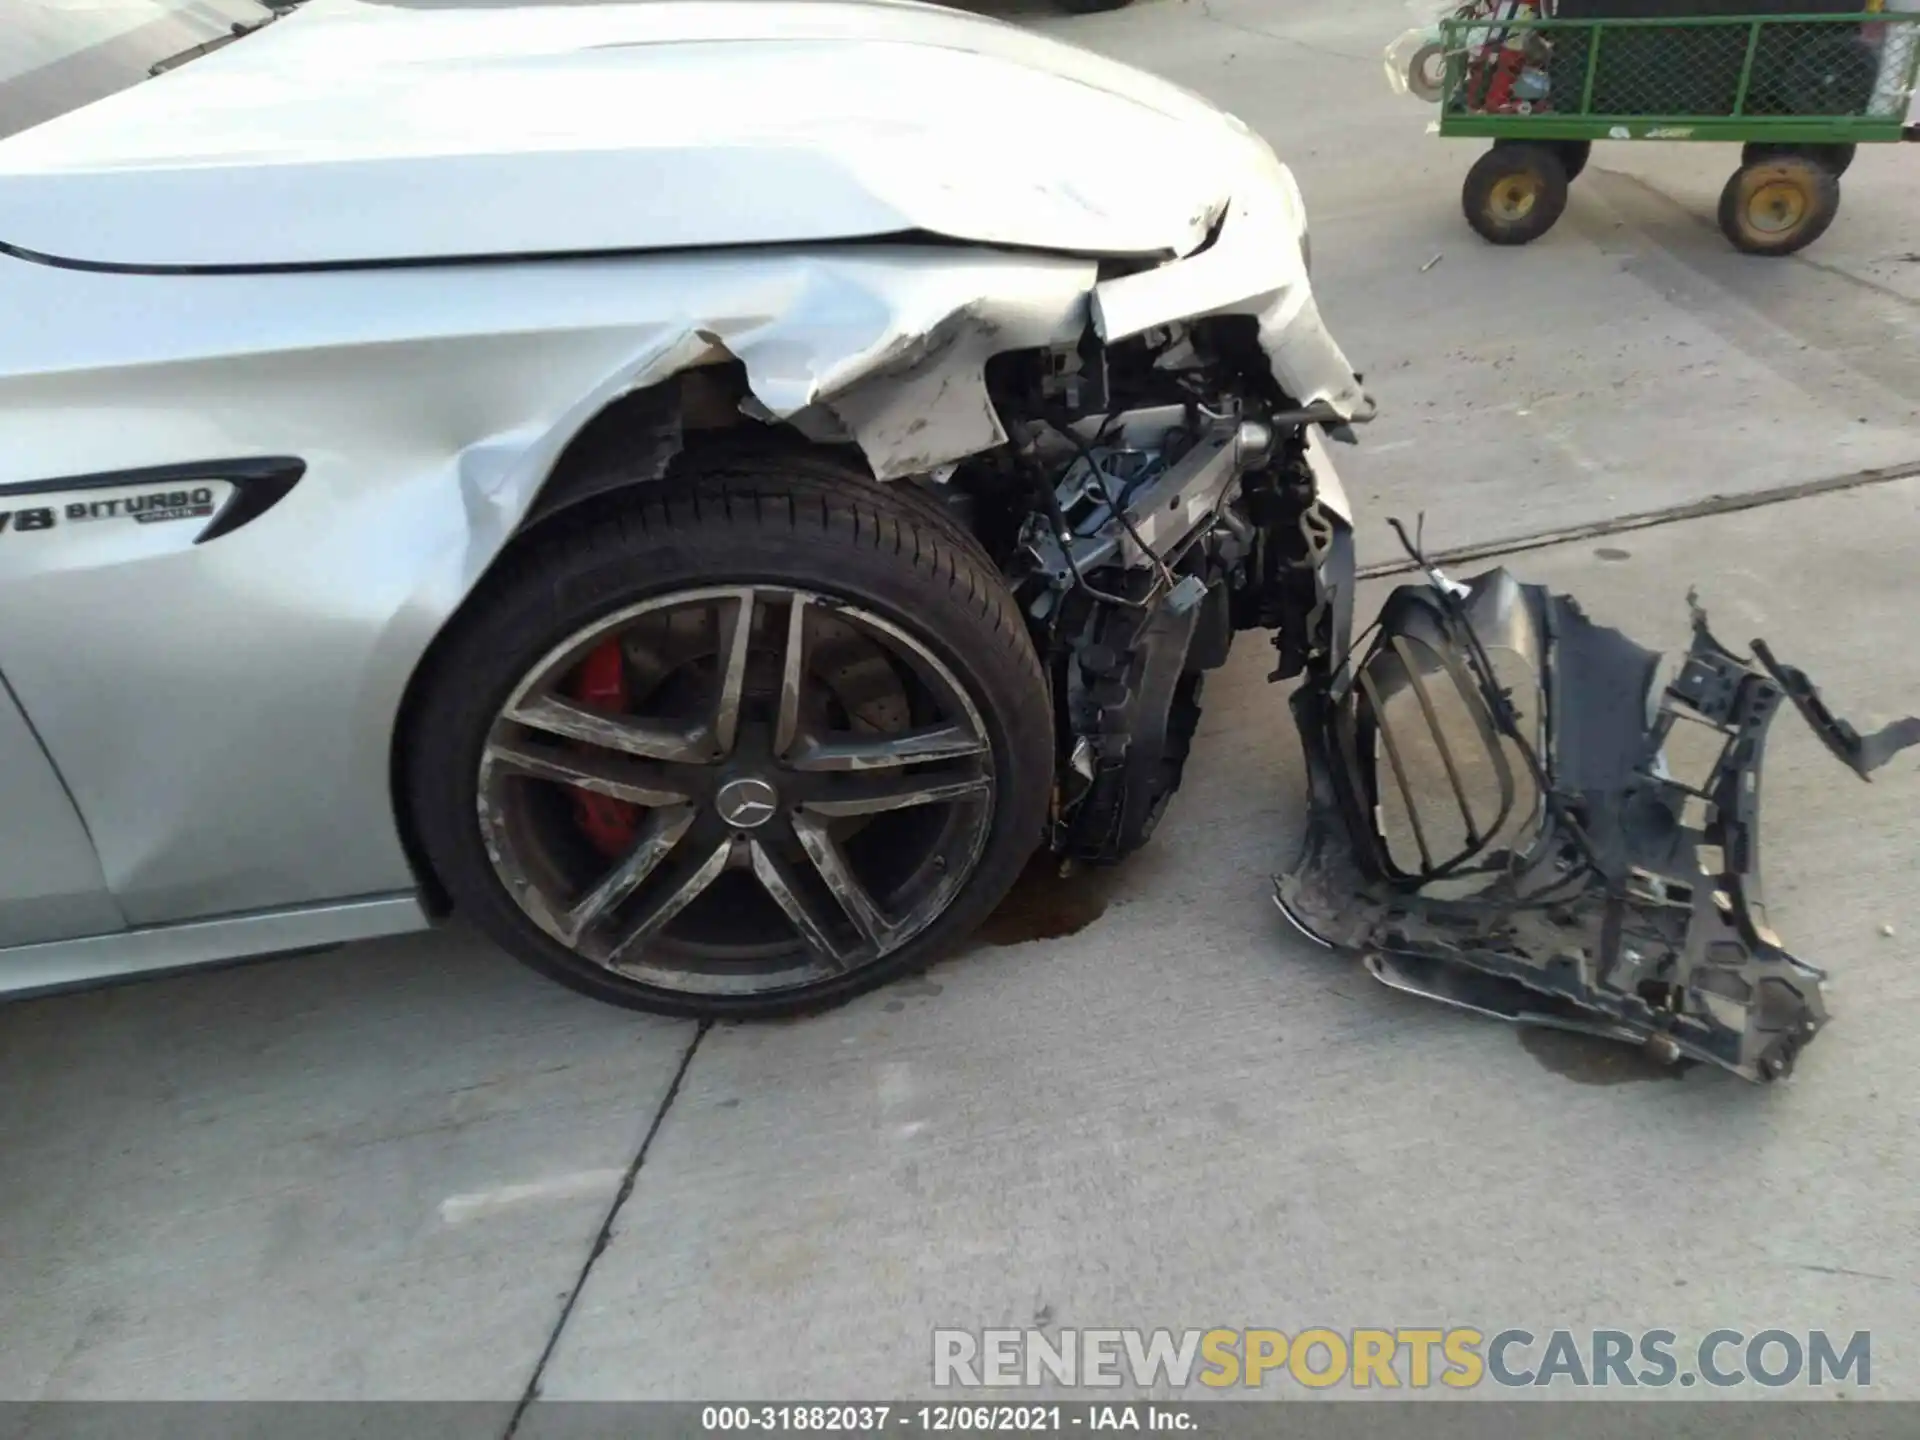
[1053,0,1131,10]
[405,455,1055,1019]
[1463,143,1570,246]
[1718,155,1840,257]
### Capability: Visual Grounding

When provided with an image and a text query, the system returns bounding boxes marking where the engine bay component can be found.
[1278,561,1920,1084]
[955,318,1365,871]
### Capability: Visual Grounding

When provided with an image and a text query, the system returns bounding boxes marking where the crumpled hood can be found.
[0,0,1266,271]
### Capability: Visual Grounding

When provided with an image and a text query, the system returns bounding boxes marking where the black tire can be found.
[1741,141,1856,177]
[405,453,1054,1020]
[1717,156,1841,258]
[1054,0,1131,10]
[1463,143,1570,246]
[1496,138,1590,181]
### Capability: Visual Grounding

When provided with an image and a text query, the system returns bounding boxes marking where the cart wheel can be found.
[1717,156,1840,257]
[1494,139,1591,181]
[1407,41,1448,103]
[1463,144,1570,246]
[1741,141,1855,177]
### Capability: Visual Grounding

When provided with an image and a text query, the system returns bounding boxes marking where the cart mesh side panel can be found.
[1444,14,1920,125]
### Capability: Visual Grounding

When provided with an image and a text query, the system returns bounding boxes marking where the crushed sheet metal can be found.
[597,232,1365,482]
[386,246,1102,487]
[784,255,1097,482]
[1092,149,1371,425]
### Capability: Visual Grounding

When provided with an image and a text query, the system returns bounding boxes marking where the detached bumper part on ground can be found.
[1278,563,1920,1083]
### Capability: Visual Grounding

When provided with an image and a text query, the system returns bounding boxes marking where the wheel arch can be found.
[385,359,887,917]
[387,450,1053,1017]
[510,359,888,536]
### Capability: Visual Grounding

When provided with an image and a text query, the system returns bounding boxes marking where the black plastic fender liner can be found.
[1277,568,1920,1084]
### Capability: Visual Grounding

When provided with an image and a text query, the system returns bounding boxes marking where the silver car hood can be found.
[0,0,1260,270]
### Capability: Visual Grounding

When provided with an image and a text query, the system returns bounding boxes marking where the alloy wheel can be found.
[476,586,996,996]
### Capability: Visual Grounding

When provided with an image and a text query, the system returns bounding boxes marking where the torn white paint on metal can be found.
[1091,137,1370,425]
[719,252,1098,483]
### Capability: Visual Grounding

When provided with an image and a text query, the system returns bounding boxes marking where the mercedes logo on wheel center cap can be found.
[716,777,780,829]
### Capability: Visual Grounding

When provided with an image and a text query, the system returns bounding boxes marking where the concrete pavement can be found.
[0,932,695,1399]
[5,0,1919,1409]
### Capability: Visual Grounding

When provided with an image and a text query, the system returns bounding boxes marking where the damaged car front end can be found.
[1277,546,1920,1083]
[5,0,1909,1048]
[0,0,1382,1008]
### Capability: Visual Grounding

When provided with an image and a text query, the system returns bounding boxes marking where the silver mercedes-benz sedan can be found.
[3,0,1904,1084]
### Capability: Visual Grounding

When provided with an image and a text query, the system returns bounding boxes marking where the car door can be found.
[0,669,125,948]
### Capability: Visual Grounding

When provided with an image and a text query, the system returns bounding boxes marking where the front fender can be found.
[0,245,1093,920]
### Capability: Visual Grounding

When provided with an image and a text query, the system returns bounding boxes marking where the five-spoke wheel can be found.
[406,456,1053,1017]
[477,585,997,995]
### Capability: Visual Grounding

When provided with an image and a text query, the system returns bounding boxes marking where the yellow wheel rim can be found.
[1490,174,1540,223]
[1746,178,1809,237]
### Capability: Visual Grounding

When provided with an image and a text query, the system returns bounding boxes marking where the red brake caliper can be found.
[568,640,642,857]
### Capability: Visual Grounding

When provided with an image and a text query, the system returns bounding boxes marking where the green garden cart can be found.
[1431,1,1920,254]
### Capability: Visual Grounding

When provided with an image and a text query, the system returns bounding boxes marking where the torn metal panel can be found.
[619,234,1364,484]
[1091,146,1372,424]
[788,257,1096,482]
[1279,568,1920,1084]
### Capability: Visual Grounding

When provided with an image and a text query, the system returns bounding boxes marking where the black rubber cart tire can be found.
[1718,155,1841,257]
[1463,143,1571,246]
[1498,137,1591,181]
[404,455,1055,1020]
[1742,141,1856,177]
